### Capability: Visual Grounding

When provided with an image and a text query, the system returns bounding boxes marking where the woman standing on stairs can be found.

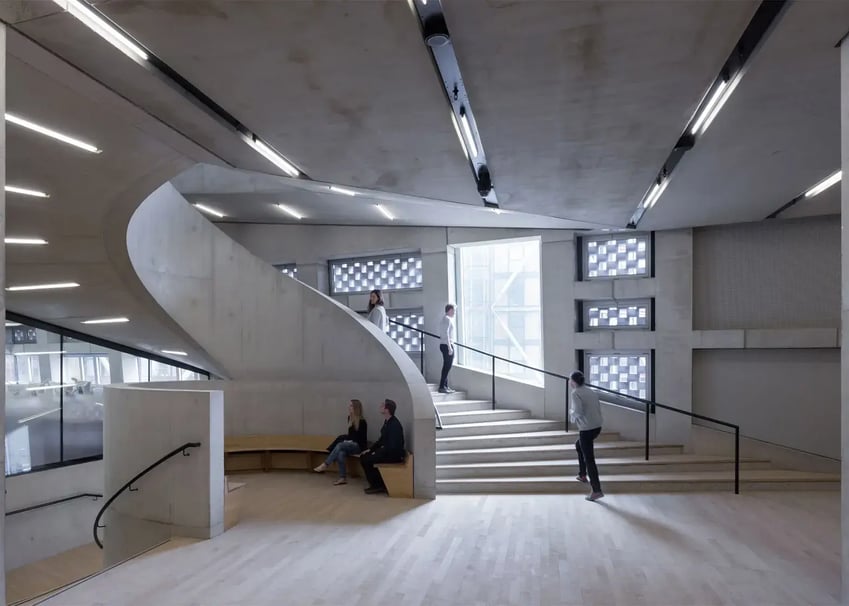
[569,371,604,502]
[314,400,369,485]
[366,289,388,332]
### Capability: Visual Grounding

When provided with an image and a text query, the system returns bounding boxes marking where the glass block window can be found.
[586,352,650,400]
[274,263,298,279]
[388,309,425,352]
[330,253,423,294]
[584,299,651,330]
[584,234,649,279]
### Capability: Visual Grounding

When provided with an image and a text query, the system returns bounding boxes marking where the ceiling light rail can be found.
[628,0,788,228]
[411,0,499,208]
[766,169,842,219]
[54,0,306,180]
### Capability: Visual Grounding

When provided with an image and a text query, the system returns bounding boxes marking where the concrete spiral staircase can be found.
[431,386,839,494]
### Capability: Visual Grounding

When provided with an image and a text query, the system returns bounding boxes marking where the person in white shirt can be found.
[569,370,604,502]
[366,289,388,332]
[438,304,456,394]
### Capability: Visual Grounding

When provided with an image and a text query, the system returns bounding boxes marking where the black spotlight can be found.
[477,165,492,197]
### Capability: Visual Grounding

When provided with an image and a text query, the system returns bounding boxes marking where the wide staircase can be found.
[431,385,839,494]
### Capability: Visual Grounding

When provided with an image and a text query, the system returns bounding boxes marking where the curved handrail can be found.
[7,493,102,516]
[92,441,201,548]
[390,318,741,494]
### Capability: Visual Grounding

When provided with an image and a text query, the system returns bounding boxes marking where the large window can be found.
[388,310,424,353]
[455,238,543,384]
[5,317,210,476]
[582,299,651,330]
[330,253,423,294]
[583,234,650,279]
[585,351,650,400]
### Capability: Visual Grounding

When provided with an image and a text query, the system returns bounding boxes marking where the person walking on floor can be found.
[366,289,388,332]
[569,370,604,502]
[314,399,368,485]
[438,303,456,394]
[360,399,406,495]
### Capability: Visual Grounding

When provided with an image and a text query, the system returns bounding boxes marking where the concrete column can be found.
[839,38,849,606]
[541,232,576,420]
[421,234,450,385]
[0,22,6,601]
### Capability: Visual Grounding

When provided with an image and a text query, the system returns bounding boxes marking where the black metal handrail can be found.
[7,493,102,516]
[92,442,201,548]
[390,319,741,494]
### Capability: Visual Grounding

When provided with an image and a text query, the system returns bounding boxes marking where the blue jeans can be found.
[324,440,361,478]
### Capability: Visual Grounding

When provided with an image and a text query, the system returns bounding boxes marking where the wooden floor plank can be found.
[33,472,841,606]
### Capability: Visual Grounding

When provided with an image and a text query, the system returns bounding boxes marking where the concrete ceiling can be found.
[172,164,601,230]
[4,28,225,374]
[641,0,849,230]
[442,0,760,224]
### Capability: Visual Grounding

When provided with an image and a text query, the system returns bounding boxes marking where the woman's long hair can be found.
[367,289,384,312]
[349,399,364,430]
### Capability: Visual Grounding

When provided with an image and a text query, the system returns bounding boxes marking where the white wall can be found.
[102,385,223,566]
[5,460,103,570]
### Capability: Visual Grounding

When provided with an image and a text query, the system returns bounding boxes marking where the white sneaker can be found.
[585,491,604,502]
[313,463,327,473]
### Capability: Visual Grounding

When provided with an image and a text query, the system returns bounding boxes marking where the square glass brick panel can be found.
[388,310,425,352]
[586,352,650,400]
[585,235,649,279]
[585,300,650,330]
[330,254,423,294]
[274,263,298,279]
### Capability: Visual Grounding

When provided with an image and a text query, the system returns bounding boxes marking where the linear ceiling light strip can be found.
[411,0,498,209]
[54,0,306,179]
[627,0,788,228]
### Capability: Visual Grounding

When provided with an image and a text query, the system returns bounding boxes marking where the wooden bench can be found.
[224,476,246,531]
[224,435,362,477]
[376,453,414,498]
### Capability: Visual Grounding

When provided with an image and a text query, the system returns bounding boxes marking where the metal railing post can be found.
[491,356,496,409]
[419,330,425,376]
[644,402,650,461]
[564,381,569,432]
[734,427,740,495]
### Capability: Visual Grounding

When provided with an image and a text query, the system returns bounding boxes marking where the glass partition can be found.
[4,316,210,476]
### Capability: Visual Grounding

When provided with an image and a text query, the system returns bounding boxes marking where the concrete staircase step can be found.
[435,455,773,479]
[433,399,493,413]
[436,429,619,449]
[436,469,840,494]
[439,409,530,424]
[436,441,684,463]
[435,418,567,437]
[430,390,470,403]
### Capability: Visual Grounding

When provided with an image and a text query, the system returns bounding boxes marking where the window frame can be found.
[580,233,652,281]
[328,251,423,295]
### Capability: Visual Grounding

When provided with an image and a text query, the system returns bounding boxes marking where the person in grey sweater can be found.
[569,371,604,501]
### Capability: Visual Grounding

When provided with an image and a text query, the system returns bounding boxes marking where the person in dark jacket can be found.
[360,399,406,494]
[314,399,368,485]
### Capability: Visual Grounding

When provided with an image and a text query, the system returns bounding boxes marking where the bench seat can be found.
[224,435,361,476]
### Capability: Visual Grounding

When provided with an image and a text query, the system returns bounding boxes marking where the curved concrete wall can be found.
[126,182,435,497]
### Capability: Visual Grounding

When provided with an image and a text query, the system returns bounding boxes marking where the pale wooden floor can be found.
[35,472,840,606]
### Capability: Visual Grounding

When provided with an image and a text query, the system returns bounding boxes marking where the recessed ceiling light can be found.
[13,351,65,357]
[6,113,101,153]
[245,135,300,178]
[56,0,149,61]
[644,179,669,209]
[6,185,49,198]
[329,185,358,196]
[7,282,80,292]
[162,350,188,356]
[376,204,395,221]
[804,170,842,198]
[81,317,129,325]
[276,204,303,220]
[5,238,47,245]
[5,322,21,327]
[459,107,479,158]
[194,203,224,218]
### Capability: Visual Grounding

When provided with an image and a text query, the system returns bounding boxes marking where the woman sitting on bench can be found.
[314,399,368,485]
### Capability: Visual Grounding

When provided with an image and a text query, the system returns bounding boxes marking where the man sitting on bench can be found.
[360,399,405,495]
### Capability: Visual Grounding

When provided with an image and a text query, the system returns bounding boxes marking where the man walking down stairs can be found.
[430,384,839,494]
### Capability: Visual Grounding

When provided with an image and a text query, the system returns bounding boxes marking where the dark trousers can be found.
[439,344,454,390]
[576,427,603,493]
[361,449,405,488]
